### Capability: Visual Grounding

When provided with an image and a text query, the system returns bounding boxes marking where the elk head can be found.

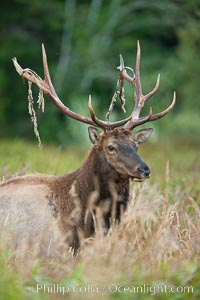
[13,41,176,181]
[88,127,152,181]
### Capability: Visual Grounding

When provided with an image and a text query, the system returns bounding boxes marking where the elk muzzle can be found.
[137,162,151,178]
[126,154,151,181]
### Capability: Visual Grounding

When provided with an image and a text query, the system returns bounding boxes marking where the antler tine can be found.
[143,73,160,101]
[148,91,176,121]
[88,95,107,129]
[135,40,160,104]
[42,44,56,94]
[122,41,175,130]
[119,55,135,84]
[135,40,142,106]
[118,54,125,71]
[122,41,145,126]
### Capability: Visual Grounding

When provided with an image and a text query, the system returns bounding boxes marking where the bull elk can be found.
[0,42,175,254]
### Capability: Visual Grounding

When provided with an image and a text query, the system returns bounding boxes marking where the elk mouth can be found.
[132,177,148,182]
[128,173,150,182]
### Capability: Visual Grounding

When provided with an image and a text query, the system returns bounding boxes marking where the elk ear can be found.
[134,128,153,144]
[88,127,100,144]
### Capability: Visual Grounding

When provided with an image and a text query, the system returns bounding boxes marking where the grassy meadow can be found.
[0,138,200,300]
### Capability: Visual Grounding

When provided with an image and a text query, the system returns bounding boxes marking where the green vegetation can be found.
[0,0,200,144]
[0,139,199,300]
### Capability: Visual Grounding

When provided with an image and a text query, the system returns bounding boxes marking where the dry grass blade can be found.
[0,178,198,286]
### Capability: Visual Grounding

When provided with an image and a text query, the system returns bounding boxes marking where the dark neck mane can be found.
[76,146,129,201]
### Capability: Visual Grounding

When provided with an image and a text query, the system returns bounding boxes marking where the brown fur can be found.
[0,128,151,253]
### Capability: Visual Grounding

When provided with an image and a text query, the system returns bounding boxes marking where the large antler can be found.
[119,41,176,130]
[12,44,131,130]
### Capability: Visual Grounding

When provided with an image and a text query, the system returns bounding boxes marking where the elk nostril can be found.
[138,165,150,177]
[144,165,150,176]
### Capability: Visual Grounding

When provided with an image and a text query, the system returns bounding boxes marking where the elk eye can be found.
[108,145,115,152]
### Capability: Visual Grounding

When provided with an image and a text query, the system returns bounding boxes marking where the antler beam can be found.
[119,41,176,130]
[12,45,131,130]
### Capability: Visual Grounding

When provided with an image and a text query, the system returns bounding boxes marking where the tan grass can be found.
[1,170,199,288]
